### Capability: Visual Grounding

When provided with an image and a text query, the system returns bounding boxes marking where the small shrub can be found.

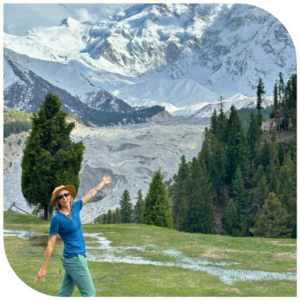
[18,139,21,145]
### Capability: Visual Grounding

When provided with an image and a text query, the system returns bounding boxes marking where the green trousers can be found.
[57,254,96,297]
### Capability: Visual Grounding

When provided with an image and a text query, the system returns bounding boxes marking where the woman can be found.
[35,176,112,297]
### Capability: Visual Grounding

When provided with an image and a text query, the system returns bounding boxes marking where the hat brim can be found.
[50,185,76,206]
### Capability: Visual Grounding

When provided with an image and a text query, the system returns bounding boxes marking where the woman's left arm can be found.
[82,176,112,206]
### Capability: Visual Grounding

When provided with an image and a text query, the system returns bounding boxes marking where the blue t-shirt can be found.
[49,199,85,258]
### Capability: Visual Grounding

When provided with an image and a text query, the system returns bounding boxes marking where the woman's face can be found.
[57,189,71,209]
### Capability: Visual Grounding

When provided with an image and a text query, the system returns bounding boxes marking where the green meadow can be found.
[4,212,297,297]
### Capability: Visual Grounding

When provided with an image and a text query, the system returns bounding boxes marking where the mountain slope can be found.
[4,48,133,113]
[4,4,296,98]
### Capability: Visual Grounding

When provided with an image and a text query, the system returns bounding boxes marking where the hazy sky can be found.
[3,3,133,36]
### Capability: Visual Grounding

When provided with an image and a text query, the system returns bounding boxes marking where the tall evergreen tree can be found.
[275,152,296,234]
[171,155,189,228]
[216,96,228,143]
[119,189,133,223]
[198,127,212,172]
[142,169,173,228]
[246,111,262,160]
[115,207,121,223]
[254,176,269,207]
[183,158,215,233]
[253,165,265,186]
[225,105,248,183]
[133,189,144,223]
[210,109,218,136]
[107,209,113,224]
[222,198,239,236]
[259,141,270,172]
[102,214,107,224]
[209,135,227,205]
[256,78,265,125]
[254,192,291,238]
[273,82,279,114]
[21,91,85,220]
[231,166,246,215]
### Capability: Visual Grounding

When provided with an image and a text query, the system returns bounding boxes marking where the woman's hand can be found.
[35,268,46,283]
[102,176,112,186]
[82,175,112,206]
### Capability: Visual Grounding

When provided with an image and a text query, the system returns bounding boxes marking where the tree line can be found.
[167,73,297,238]
[81,105,165,127]
[4,110,32,138]
[96,169,173,229]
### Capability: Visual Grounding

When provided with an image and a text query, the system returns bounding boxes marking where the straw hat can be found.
[50,185,76,206]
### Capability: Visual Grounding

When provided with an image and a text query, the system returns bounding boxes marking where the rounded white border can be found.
[0,0,300,299]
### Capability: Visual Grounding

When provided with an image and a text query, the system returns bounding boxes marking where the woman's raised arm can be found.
[82,176,112,206]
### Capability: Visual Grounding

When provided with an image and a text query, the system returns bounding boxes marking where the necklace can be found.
[59,209,74,222]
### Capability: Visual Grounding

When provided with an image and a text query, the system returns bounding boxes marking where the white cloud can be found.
[3,3,133,36]
[73,8,98,23]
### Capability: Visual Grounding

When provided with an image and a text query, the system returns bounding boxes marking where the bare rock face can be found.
[3,131,29,179]
[4,118,208,223]
[261,118,277,132]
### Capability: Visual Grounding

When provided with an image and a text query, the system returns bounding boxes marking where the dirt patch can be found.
[225,287,241,294]
[287,267,297,272]
[265,241,296,247]
[273,252,297,261]
[202,248,224,259]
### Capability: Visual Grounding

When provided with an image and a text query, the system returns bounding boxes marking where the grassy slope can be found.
[3,212,296,297]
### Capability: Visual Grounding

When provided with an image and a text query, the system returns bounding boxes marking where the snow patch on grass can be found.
[84,232,297,285]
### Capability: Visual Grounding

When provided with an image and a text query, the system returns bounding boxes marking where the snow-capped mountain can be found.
[3,3,296,116]
[4,48,134,114]
[117,93,273,118]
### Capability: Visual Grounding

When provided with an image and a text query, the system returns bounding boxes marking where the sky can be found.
[3,3,133,36]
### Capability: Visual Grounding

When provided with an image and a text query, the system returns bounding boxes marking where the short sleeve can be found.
[49,216,60,235]
[72,199,83,211]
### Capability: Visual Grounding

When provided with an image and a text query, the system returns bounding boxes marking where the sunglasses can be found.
[57,192,70,200]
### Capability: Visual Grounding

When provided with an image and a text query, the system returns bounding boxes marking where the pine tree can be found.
[223,198,239,236]
[278,143,284,166]
[273,83,279,114]
[171,155,189,228]
[254,192,291,238]
[209,135,227,205]
[253,165,265,186]
[277,72,285,137]
[231,166,246,215]
[247,111,262,159]
[21,91,85,220]
[119,190,133,223]
[115,207,121,223]
[256,78,265,125]
[259,141,270,172]
[225,105,248,183]
[133,190,144,223]
[102,214,107,224]
[198,127,212,172]
[210,109,218,136]
[183,158,215,233]
[107,209,113,224]
[142,168,173,228]
[275,152,296,233]
[112,211,116,223]
[216,96,228,143]
[254,176,269,207]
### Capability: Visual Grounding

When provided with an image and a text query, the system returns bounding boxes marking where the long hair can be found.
[54,195,74,211]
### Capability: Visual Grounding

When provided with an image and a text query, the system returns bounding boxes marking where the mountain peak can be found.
[60,17,80,27]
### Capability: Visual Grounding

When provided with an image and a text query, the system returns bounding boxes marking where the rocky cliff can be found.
[4,118,208,222]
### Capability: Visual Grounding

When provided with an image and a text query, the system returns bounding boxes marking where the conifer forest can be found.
[98,74,297,240]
